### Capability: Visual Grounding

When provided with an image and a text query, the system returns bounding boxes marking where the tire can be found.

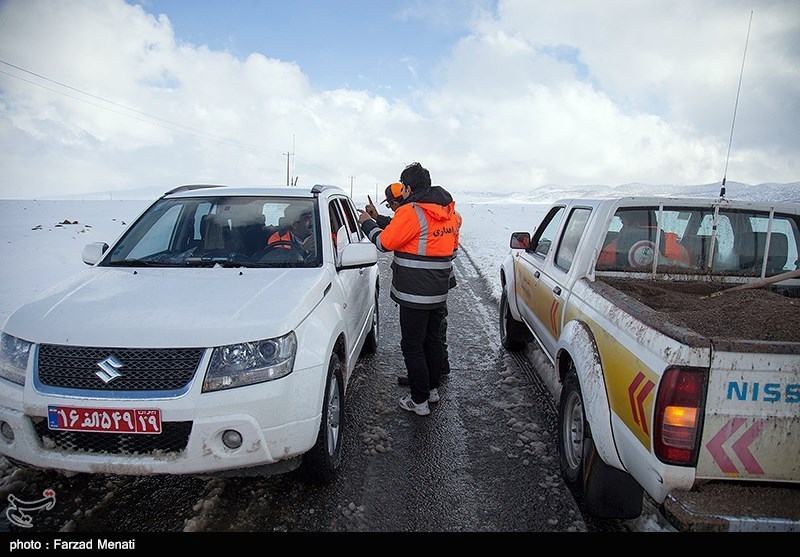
[558,367,587,488]
[301,352,345,483]
[558,362,644,519]
[362,287,379,354]
[500,289,530,351]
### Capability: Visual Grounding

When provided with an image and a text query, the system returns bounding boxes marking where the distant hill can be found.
[452,181,800,205]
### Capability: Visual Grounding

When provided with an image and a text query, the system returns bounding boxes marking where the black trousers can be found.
[399,305,445,404]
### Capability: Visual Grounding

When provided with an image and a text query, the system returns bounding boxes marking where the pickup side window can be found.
[531,206,565,258]
[555,207,591,271]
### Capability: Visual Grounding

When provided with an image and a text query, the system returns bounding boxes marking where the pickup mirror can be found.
[82,242,109,266]
[510,232,530,250]
[338,242,378,270]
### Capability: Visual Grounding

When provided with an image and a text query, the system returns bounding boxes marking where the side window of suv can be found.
[329,200,348,261]
[339,198,360,242]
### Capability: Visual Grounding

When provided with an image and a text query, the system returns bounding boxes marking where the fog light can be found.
[0,421,14,442]
[221,429,242,449]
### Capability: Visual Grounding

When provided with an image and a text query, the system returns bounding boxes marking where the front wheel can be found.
[362,287,379,354]
[500,289,530,351]
[301,352,345,483]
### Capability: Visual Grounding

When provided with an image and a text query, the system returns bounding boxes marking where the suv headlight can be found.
[203,331,297,392]
[0,332,32,386]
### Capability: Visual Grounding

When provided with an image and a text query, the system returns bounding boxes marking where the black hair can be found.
[399,162,431,192]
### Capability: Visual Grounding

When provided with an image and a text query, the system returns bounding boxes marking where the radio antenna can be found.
[720,10,753,199]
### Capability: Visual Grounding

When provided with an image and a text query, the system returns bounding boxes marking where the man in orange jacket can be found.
[364,181,460,386]
[358,162,460,416]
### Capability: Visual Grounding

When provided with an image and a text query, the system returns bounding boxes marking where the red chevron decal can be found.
[707,418,766,476]
[628,372,655,435]
[549,298,559,335]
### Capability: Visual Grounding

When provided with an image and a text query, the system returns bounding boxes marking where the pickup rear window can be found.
[596,206,800,278]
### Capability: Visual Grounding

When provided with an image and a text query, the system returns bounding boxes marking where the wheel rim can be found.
[563,389,584,471]
[500,294,508,340]
[371,298,379,337]
[325,374,341,456]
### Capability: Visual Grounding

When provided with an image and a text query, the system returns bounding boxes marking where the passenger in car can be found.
[268,205,314,253]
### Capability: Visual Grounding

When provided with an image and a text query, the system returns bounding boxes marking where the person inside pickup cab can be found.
[597,209,690,269]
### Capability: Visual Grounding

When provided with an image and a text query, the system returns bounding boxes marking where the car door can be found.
[329,197,371,354]
[531,205,592,356]
[514,205,566,341]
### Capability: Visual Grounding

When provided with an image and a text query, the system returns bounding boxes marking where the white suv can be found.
[0,184,380,482]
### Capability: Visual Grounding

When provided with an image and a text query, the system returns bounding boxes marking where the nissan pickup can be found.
[499,195,799,531]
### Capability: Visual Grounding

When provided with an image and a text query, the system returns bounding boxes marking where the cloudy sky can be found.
[0,0,798,200]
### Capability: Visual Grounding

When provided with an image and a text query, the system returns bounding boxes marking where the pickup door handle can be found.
[553,286,562,296]
[534,271,540,278]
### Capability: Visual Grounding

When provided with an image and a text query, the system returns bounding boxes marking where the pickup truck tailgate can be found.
[698,348,800,481]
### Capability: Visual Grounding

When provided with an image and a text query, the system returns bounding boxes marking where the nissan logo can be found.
[95,356,124,384]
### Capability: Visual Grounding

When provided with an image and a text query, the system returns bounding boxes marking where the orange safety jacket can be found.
[450,208,463,289]
[361,187,459,310]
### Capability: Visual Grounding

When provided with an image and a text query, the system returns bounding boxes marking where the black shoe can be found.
[397,375,409,386]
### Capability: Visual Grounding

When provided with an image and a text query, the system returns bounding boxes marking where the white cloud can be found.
[0,0,797,199]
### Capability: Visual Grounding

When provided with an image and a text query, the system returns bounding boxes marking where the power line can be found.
[0,58,348,183]
[0,59,278,154]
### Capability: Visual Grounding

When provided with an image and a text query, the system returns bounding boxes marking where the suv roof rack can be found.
[311,184,344,194]
[163,184,226,196]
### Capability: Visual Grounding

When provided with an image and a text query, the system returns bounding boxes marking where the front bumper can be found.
[0,362,326,476]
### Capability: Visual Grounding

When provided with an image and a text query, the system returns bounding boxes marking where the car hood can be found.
[3,267,333,348]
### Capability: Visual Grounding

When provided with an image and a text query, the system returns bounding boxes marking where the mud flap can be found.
[583,440,644,519]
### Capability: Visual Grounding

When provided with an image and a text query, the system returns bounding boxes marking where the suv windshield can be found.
[103,196,321,268]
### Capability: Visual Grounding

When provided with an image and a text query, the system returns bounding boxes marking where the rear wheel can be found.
[500,289,530,351]
[302,352,344,482]
[558,362,644,519]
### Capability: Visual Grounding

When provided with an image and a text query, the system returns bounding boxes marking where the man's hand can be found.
[358,209,372,224]
[365,195,379,220]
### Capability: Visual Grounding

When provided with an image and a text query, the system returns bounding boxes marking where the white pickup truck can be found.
[499,196,800,531]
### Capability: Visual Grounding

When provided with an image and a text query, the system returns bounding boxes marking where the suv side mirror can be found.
[82,242,109,266]
[338,242,377,270]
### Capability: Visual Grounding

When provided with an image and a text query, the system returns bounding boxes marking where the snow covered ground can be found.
[0,182,797,532]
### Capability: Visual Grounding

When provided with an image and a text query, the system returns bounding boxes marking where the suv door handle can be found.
[534,270,540,278]
[553,286,562,296]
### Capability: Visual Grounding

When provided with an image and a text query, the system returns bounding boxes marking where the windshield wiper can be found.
[106,259,162,267]
[184,257,263,268]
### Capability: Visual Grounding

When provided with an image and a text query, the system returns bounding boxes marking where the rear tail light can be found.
[654,366,708,466]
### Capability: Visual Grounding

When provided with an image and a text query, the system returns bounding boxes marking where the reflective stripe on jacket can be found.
[362,196,458,309]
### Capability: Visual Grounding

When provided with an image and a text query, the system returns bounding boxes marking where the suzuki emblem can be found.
[95,356,124,384]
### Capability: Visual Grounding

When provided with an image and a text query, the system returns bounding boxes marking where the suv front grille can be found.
[37,345,204,391]
[33,419,192,454]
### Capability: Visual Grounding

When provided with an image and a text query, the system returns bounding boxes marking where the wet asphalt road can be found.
[1,250,613,534]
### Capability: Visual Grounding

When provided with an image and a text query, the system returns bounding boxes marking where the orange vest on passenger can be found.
[268,229,294,249]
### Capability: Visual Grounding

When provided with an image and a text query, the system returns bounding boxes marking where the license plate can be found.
[47,406,162,434]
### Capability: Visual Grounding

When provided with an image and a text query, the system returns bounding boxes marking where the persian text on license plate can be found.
[47,406,161,434]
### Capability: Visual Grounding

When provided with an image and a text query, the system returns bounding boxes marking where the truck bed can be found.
[595,277,800,346]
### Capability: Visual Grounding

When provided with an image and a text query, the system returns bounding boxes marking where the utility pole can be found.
[283,152,292,186]
[350,176,355,198]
